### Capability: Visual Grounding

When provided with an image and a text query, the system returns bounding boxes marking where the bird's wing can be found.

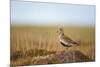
[63,36,78,44]
[63,36,73,41]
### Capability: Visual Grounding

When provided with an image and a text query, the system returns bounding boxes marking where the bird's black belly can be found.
[60,42,71,47]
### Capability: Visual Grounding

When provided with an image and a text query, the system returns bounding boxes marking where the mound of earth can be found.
[32,50,93,65]
[11,50,93,66]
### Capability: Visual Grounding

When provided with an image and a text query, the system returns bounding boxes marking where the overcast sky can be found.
[11,1,95,26]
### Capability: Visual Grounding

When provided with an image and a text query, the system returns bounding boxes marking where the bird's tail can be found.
[72,40,81,46]
[76,40,81,46]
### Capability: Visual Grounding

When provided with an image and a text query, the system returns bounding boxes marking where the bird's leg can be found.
[65,43,70,52]
[65,47,69,52]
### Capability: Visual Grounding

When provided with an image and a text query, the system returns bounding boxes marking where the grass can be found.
[10,25,95,66]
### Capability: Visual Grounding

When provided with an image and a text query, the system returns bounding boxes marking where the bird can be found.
[57,28,79,50]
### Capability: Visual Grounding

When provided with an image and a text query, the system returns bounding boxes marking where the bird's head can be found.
[57,28,64,35]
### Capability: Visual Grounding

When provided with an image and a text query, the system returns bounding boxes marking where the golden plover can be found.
[57,28,79,50]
